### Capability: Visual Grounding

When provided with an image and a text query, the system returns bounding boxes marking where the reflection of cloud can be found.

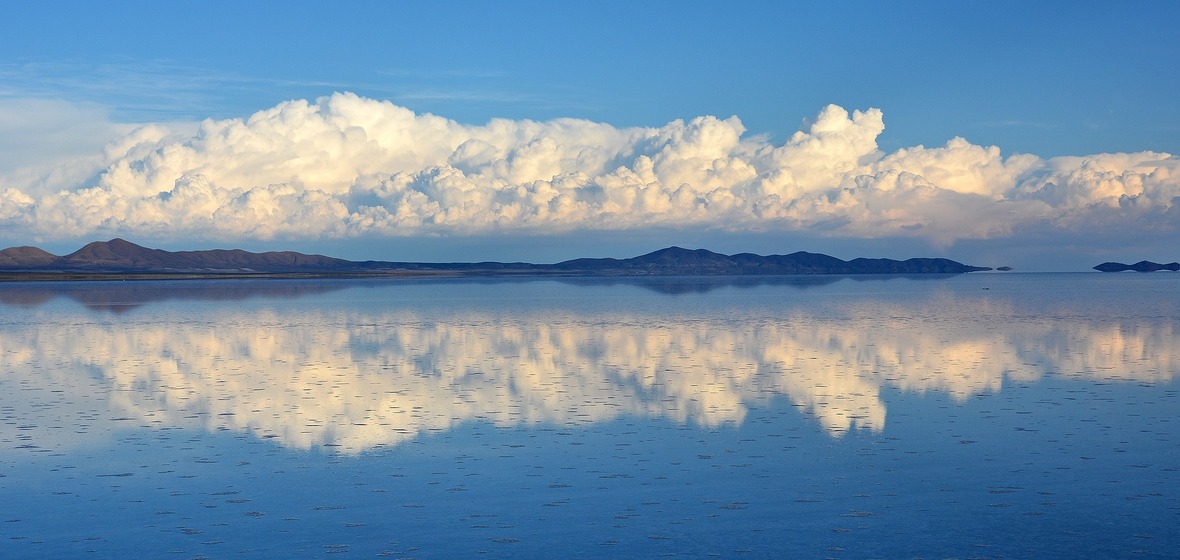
[2,296,1175,454]
[1,93,1177,246]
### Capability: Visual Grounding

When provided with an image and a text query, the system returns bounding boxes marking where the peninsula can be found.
[0,238,992,280]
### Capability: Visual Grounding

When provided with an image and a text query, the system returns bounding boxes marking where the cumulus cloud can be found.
[0,92,1176,247]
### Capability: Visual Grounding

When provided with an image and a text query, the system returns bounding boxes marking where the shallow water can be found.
[1,273,1177,558]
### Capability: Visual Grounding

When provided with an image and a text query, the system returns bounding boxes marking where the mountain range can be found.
[0,238,992,277]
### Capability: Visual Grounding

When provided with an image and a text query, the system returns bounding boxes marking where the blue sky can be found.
[1,1,1178,270]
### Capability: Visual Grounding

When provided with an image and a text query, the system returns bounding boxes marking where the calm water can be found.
[1,273,1177,558]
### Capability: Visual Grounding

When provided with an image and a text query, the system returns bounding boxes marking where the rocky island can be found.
[0,238,992,281]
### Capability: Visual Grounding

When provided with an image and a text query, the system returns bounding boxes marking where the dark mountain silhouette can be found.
[553,246,988,275]
[1094,261,1180,272]
[0,238,991,278]
[62,238,355,272]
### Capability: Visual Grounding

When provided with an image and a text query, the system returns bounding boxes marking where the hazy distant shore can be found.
[0,239,994,281]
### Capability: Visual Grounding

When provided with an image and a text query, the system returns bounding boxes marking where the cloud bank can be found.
[1,92,1177,248]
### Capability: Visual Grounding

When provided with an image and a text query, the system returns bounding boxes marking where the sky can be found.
[1,1,1178,271]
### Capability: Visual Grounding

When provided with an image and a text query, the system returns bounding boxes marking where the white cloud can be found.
[0,92,1176,249]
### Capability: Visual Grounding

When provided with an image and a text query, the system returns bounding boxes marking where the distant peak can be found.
[66,238,157,261]
[105,238,145,248]
[642,246,717,257]
[650,246,685,254]
[75,238,139,249]
[0,245,61,266]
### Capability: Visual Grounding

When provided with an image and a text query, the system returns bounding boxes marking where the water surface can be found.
[1,274,1177,558]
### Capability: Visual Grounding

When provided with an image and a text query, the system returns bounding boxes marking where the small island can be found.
[0,238,992,281]
[1094,261,1180,272]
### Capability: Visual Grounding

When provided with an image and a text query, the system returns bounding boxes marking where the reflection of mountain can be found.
[0,278,352,312]
[3,291,1175,454]
[0,274,966,307]
[556,274,964,295]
